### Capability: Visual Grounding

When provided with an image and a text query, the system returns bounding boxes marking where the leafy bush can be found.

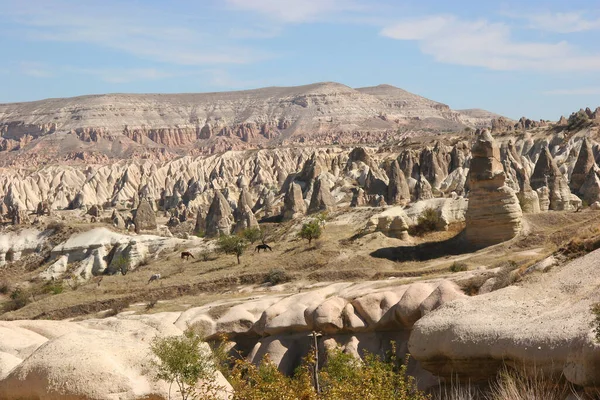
[299,220,322,245]
[110,255,130,275]
[449,262,468,273]
[568,110,590,131]
[320,346,429,400]
[218,235,248,265]
[4,288,30,311]
[42,280,64,295]
[413,207,440,236]
[0,280,10,295]
[242,227,264,244]
[264,269,292,286]
[150,329,222,400]
[228,345,429,400]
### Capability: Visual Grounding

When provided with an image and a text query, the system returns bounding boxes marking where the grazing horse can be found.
[255,243,272,253]
[148,273,161,284]
[181,251,195,261]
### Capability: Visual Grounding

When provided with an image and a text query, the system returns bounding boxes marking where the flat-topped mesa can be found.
[465,130,522,248]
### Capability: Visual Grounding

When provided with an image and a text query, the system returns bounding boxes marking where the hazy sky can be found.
[0,0,599,120]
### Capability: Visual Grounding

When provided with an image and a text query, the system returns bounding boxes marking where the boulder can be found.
[465,130,522,247]
[415,175,433,201]
[350,187,368,207]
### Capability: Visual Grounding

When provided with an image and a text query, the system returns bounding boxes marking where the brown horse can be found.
[181,251,195,261]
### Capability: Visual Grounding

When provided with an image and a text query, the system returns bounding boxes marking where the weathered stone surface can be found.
[530,146,572,210]
[205,191,234,237]
[133,198,157,233]
[282,182,306,221]
[409,248,600,388]
[465,130,522,247]
[234,205,259,233]
[570,137,596,193]
[579,165,600,205]
[307,176,335,214]
[415,175,433,201]
[387,160,410,205]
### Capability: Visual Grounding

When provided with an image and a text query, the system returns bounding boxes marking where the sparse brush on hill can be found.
[264,269,292,286]
[4,288,30,312]
[299,220,322,245]
[218,234,248,265]
[568,110,591,131]
[449,262,468,273]
[413,208,441,236]
[242,227,264,244]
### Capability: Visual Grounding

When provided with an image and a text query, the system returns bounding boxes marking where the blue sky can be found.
[0,0,599,120]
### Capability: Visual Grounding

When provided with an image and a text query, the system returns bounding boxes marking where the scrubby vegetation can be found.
[218,234,249,264]
[413,208,441,236]
[242,227,264,244]
[151,329,223,400]
[264,268,292,285]
[299,220,322,245]
[449,262,468,273]
[568,110,591,131]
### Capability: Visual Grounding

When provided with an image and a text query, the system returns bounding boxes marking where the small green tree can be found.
[218,234,248,264]
[242,227,263,244]
[150,329,219,400]
[568,110,590,131]
[299,220,322,245]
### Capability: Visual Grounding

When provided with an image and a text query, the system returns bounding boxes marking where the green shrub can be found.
[0,280,10,295]
[42,280,64,295]
[449,262,468,273]
[5,288,30,311]
[218,235,248,264]
[110,255,130,275]
[264,269,292,286]
[242,227,264,244]
[568,110,590,131]
[414,207,441,236]
[150,329,222,400]
[299,220,322,245]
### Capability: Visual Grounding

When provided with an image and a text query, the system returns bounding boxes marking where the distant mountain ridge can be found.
[0,82,503,165]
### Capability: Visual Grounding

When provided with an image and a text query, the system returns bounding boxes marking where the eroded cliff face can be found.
[0,82,500,166]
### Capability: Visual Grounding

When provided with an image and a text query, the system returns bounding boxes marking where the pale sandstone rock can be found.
[133,198,157,233]
[387,160,411,205]
[307,175,336,214]
[394,283,436,328]
[282,182,306,220]
[465,130,522,247]
[205,191,234,237]
[570,137,596,193]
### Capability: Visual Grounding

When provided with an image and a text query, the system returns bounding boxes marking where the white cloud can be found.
[224,0,362,23]
[20,62,53,78]
[381,15,600,72]
[544,87,600,95]
[520,11,600,33]
[4,1,270,66]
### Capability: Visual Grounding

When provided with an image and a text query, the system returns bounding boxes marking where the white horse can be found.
[148,273,161,284]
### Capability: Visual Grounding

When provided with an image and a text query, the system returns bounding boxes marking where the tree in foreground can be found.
[218,234,249,264]
[150,329,222,400]
[299,220,322,245]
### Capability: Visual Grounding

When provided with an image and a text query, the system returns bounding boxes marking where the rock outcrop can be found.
[307,176,336,214]
[570,137,596,193]
[133,198,157,233]
[465,130,522,247]
[530,146,573,211]
[205,191,234,237]
[282,182,306,221]
[387,160,410,205]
